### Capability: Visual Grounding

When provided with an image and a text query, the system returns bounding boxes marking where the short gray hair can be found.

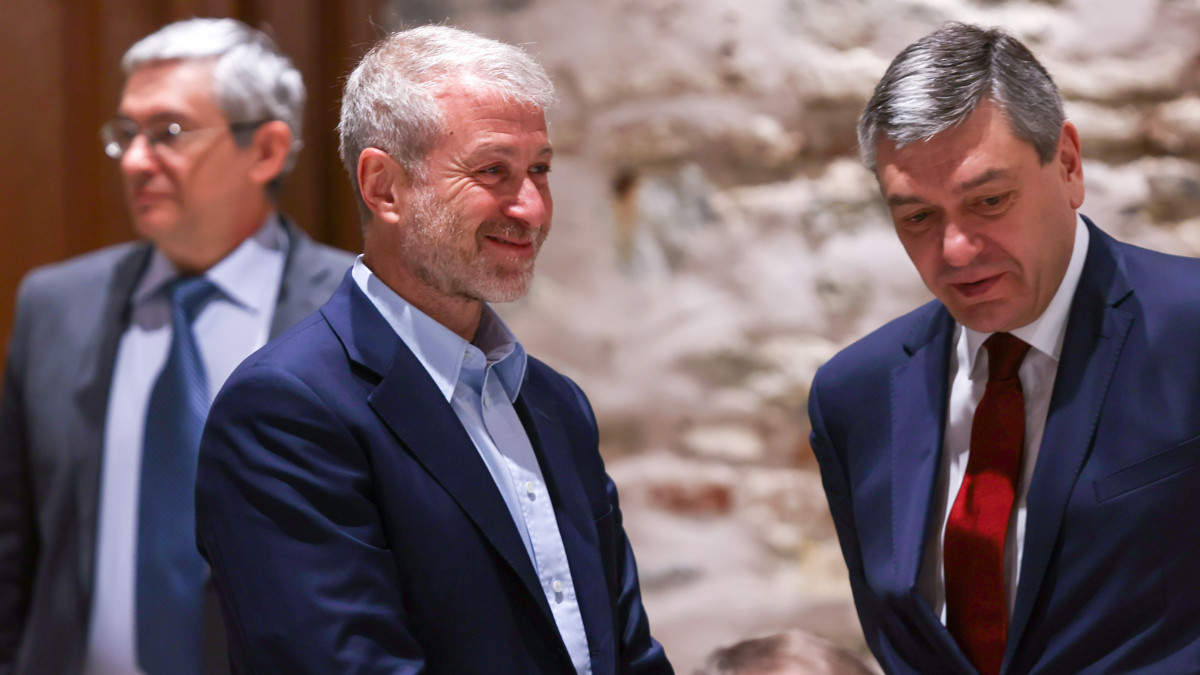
[123,18,306,182]
[700,630,877,675]
[338,25,557,218]
[857,23,1064,173]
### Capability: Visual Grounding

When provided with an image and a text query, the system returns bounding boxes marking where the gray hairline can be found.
[857,23,1065,173]
[121,18,307,187]
[349,75,554,176]
[337,26,557,224]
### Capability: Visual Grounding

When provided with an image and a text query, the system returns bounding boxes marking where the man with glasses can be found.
[0,18,351,675]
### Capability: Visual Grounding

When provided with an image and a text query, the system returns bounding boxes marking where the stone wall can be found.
[383,0,1200,670]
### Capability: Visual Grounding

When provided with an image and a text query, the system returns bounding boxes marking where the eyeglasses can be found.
[100,118,266,159]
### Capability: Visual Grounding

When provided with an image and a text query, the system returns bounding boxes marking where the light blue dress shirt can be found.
[351,258,592,675]
[85,216,288,675]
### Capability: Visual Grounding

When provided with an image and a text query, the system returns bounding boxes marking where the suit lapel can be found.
[322,279,559,631]
[74,243,153,598]
[515,370,614,675]
[1005,221,1134,662]
[891,305,954,592]
[269,217,346,338]
[73,224,342,622]
[889,306,976,669]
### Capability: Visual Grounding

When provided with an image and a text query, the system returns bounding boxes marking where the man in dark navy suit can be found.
[195,25,672,674]
[809,22,1200,674]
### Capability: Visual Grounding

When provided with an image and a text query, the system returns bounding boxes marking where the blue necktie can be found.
[137,276,218,675]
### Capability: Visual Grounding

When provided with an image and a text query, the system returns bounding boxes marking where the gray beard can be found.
[400,183,540,304]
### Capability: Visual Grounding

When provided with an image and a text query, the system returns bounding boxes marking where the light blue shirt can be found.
[351,258,592,675]
[85,215,288,675]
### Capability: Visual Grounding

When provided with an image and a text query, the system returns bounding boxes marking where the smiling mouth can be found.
[483,233,538,256]
[487,234,531,245]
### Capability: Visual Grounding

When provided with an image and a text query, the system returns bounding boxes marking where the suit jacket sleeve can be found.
[807,374,885,660]
[195,361,425,674]
[605,476,673,675]
[562,378,673,674]
[0,278,38,674]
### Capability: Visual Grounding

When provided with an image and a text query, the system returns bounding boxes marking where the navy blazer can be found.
[196,273,672,674]
[808,218,1200,674]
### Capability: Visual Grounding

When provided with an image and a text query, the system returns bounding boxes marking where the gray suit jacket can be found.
[0,220,353,675]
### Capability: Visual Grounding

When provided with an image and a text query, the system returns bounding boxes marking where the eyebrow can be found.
[885,167,1015,208]
[886,194,926,208]
[468,144,554,159]
[114,110,193,126]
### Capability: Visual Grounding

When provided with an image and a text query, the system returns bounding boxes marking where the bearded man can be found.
[193,25,673,675]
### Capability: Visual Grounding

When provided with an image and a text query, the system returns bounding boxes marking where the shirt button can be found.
[525,481,536,498]
[552,579,563,593]
[483,395,491,410]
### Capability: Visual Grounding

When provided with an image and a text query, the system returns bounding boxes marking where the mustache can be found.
[479,219,543,244]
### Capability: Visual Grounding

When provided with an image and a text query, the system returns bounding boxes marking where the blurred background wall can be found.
[5,0,1200,671]
[450,0,1200,669]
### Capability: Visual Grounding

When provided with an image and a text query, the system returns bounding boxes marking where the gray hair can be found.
[338,25,557,218]
[123,18,306,182]
[857,22,1064,173]
[700,630,877,675]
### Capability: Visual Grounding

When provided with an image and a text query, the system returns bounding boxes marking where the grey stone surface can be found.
[383,1,1200,671]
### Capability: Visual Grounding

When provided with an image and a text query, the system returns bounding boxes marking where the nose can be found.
[119,134,157,176]
[941,220,982,268]
[503,176,550,228]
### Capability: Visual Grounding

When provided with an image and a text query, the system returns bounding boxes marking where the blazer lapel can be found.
[74,242,153,598]
[71,225,342,621]
[322,279,559,631]
[1005,221,1134,663]
[269,217,347,338]
[891,305,954,591]
[515,371,615,675]
[889,305,975,669]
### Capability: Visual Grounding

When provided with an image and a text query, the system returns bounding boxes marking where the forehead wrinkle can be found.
[955,167,1015,194]
[884,167,1013,208]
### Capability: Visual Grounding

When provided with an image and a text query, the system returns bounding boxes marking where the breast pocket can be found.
[1094,434,1200,502]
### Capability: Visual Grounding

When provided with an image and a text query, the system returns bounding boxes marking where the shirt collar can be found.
[131,212,287,312]
[350,257,527,403]
[472,303,527,401]
[964,214,1090,374]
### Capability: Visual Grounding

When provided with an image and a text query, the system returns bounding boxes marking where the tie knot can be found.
[984,332,1030,381]
[169,276,218,324]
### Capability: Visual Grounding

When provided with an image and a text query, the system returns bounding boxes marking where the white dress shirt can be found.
[351,258,593,675]
[920,215,1090,623]
[84,216,287,675]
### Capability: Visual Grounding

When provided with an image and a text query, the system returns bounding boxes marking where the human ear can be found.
[1058,120,1085,209]
[357,148,410,224]
[247,120,293,185]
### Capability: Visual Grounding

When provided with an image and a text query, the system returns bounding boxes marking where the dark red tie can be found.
[944,332,1031,675]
